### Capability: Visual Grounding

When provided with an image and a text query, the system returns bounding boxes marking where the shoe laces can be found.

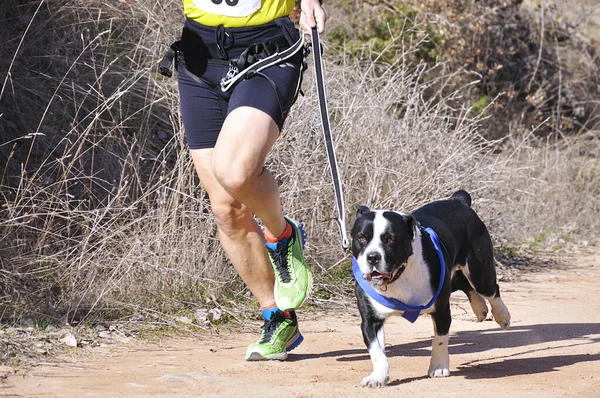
[259,310,289,343]
[267,235,295,283]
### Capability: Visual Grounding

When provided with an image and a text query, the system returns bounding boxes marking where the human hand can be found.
[300,0,326,35]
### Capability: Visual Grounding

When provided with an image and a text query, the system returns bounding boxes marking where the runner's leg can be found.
[211,106,288,238]
[190,147,277,308]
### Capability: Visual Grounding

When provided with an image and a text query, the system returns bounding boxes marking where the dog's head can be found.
[351,205,416,286]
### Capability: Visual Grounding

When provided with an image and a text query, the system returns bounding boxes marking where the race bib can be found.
[193,0,261,18]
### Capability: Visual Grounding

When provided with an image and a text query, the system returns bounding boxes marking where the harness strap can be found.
[352,226,447,323]
[220,34,305,92]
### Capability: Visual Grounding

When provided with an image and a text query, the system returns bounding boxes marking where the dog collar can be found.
[352,227,447,323]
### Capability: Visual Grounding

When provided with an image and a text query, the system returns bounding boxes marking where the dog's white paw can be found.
[469,291,488,322]
[361,373,389,388]
[491,301,511,329]
[428,366,450,378]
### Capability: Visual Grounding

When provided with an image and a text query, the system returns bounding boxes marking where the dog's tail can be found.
[450,190,472,207]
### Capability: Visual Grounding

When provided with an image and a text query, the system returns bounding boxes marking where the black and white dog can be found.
[351,190,511,387]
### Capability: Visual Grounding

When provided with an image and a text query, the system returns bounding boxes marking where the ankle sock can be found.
[265,220,292,244]
[261,304,290,320]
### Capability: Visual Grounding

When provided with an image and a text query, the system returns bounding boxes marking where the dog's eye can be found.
[358,235,367,243]
[387,236,396,244]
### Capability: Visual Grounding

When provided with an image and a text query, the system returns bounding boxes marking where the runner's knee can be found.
[213,161,254,196]
[211,199,251,234]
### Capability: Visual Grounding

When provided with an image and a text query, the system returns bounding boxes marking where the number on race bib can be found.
[194,0,260,17]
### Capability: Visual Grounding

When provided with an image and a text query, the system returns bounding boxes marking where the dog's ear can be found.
[405,214,416,239]
[355,204,370,217]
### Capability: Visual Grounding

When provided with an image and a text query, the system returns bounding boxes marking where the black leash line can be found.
[311,27,349,250]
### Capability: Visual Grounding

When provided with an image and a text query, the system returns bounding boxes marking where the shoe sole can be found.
[245,331,304,361]
[275,220,312,311]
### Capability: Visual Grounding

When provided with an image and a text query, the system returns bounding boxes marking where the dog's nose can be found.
[367,252,381,265]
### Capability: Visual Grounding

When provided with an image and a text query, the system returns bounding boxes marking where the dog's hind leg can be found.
[462,252,511,329]
[452,269,488,322]
[484,285,511,329]
[468,291,488,322]
[429,303,451,378]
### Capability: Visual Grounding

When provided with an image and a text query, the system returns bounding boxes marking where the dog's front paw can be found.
[428,366,450,378]
[361,373,389,388]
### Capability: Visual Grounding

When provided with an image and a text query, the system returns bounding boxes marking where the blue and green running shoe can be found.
[265,218,312,310]
[245,310,303,361]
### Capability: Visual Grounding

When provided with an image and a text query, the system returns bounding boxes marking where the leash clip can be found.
[225,61,239,79]
[220,61,239,90]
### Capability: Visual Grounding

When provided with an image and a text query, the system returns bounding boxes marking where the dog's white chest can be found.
[369,253,436,317]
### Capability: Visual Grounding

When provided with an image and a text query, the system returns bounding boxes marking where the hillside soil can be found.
[2,251,600,397]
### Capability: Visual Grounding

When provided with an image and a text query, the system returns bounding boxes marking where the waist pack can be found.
[158,28,307,93]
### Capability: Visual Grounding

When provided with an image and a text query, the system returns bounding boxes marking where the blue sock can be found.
[265,237,290,251]
[262,306,280,321]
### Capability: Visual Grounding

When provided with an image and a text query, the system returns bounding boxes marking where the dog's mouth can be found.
[365,264,407,286]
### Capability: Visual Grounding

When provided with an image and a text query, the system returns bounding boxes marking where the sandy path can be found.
[2,252,600,397]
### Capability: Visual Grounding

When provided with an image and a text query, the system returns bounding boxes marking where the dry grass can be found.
[0,0,598,328]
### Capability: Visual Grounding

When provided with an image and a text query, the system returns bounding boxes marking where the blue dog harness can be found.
[352,227,447,323]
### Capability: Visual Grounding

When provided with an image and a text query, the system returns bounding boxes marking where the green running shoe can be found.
[266,218,312,310]
[245,310,303,361]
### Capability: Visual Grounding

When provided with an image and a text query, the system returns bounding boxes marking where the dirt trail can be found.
[3,252,600,397]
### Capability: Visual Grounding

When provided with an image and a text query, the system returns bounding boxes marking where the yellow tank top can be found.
[182,0,295,28]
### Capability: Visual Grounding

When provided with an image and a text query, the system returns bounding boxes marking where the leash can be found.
[352,227,447,323]
[311,27,349,250]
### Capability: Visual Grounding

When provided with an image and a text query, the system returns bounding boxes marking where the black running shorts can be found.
[177,17,303,150]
